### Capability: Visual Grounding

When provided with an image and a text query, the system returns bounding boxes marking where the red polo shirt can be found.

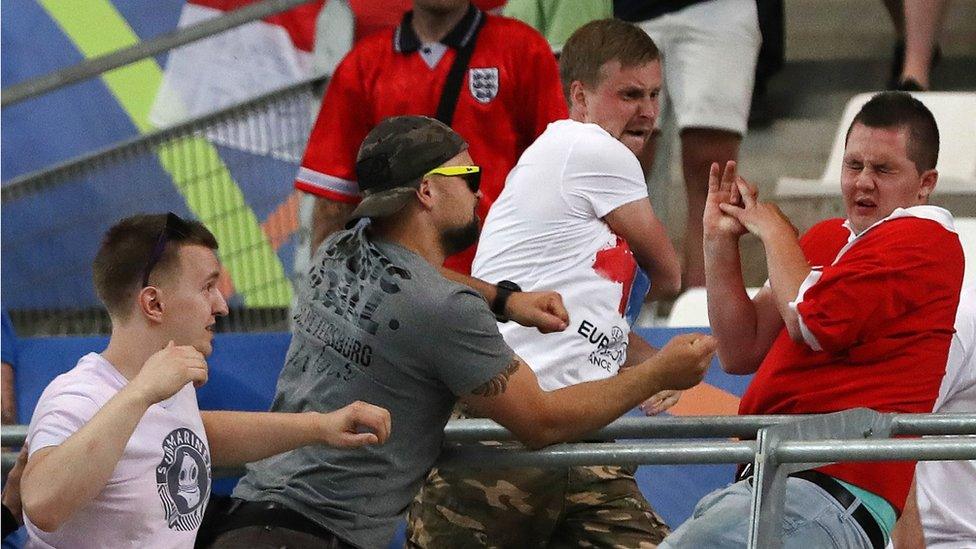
[295,5,568,272]
[739,210,964,512]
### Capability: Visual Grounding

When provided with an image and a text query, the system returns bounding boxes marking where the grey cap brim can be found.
[349,186,417,220]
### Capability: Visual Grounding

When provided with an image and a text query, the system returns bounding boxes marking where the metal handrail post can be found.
[748,427,787,549]
[1,0,318,107]
[747,409,895,548]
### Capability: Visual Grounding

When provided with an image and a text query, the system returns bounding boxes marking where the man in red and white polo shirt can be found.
[661,92,965,549]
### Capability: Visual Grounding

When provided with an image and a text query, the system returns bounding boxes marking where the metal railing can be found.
[1,0,335,336]
[1,0,318,107]
[3,411,975,548]
[6,412,974,463]
[2,75,326,336]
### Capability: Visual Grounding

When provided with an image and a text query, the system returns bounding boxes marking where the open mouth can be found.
[854,198,877,209]
[623,128,650,139]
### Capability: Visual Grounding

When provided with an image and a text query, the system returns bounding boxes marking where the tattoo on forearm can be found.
[471,357,521,397]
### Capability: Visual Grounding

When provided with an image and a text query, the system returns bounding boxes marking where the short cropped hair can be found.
[93,213,218,319]
[845,91,940,172]
[559,18,660,103]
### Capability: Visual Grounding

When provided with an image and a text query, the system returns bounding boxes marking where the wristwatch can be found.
[491,280,522,322]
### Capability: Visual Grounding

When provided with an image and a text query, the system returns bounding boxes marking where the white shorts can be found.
[637,0,761,135]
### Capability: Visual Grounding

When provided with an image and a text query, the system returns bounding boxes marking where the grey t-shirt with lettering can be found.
[233,221,513,549]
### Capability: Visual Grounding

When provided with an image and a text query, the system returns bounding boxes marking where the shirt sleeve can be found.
[27,389,101,456]
[562,135,648,219]
[294,49,369,202]
[794,220,957,354]
[426,289,514,396]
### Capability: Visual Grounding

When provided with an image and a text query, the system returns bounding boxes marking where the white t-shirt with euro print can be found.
[473,119,649,391]
[25,353,211,549]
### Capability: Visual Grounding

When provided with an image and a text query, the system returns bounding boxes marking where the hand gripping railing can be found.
[3,410,975,548]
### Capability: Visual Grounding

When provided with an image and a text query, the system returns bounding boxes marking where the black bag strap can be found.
[434,12,485,126]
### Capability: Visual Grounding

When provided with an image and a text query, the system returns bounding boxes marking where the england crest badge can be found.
[469,68,499,104]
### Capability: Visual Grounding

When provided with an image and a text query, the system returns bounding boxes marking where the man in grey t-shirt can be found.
[208,116,717,549]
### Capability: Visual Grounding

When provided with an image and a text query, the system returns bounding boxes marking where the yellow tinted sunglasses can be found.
[424,165,481,193]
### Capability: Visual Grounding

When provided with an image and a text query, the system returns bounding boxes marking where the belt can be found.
[741,468,884,549]
[202,498,356,549]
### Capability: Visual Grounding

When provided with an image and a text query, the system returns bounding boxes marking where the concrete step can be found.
[642,0,975,319]
[784,0,976,61]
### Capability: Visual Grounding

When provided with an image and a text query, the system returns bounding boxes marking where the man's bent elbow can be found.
[510,418,564,450]
[647,271,681,301]
[518,429,559,451]
[23,494,67,533]
[657,274,682,299]
[717,352,760,376]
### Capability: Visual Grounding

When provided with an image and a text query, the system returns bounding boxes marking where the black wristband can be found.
[491,280,521,322]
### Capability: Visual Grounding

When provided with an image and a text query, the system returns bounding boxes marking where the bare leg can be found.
[882,0,905,36]
[680,128,741,289]
[900,0,949,89]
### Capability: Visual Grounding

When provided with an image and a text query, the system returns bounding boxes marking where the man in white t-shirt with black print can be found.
[21,213,390,549]
[408,19,684,548]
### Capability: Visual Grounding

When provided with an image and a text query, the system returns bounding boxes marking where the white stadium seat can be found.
[666,287,762,328]
[776,92,976,197]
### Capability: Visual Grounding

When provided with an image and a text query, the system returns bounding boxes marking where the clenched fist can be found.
[651,333,717,391]
[128,341,208,405]
[506,290,570,334]
[315,401,392,448]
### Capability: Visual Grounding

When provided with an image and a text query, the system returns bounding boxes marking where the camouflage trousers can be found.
[406,463,669,548]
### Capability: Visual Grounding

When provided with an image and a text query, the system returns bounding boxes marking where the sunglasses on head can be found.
[141,212,191,288]
[424,165,481,194]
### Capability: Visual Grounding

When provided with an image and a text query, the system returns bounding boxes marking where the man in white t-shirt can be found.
[407,19,683,547]
[893,285,976,549]
[20,213,391,549]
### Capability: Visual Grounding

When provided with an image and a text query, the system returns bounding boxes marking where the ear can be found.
[569,80,587,113]
[138,286,165,324]
[917,168,938,202]
[415,178,436,211]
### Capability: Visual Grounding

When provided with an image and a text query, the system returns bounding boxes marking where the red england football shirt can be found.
[739,211,964,512]
[295,6,568,273]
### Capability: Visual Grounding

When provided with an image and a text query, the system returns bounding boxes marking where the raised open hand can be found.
[704,161,747,240]
[718,179,798,241]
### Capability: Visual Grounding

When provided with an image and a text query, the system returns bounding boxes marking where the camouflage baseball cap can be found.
[350,115,468,220]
